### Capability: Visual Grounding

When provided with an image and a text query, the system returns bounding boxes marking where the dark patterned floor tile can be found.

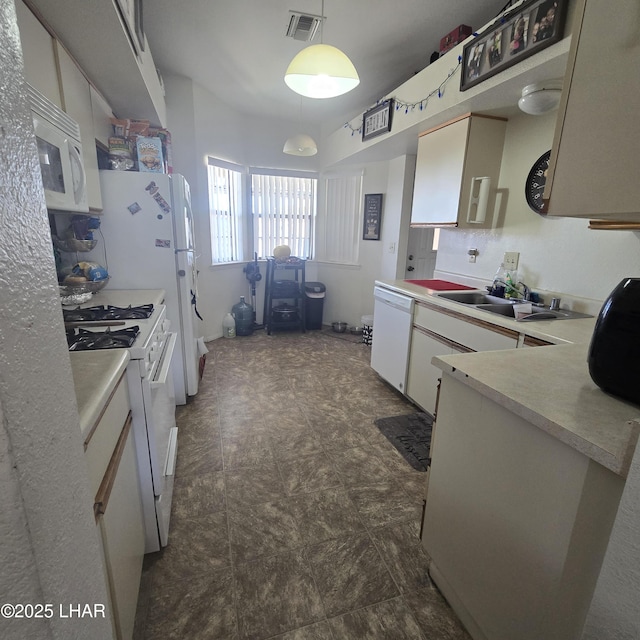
[171,470,225,519]
[270,621,334,640]
[144,570,237,639]
[222,429,275,469]
[289,487,365,546]
[328,597,425,640]
[234,549,325,640]
[370,519,432,593]
[347,482,422,529]
[277,451,342,495]
[305,533,399,617]
[329,445,396,488]
[228,498,304,563]
[175,438,223,477]
[225,463,287,506]
[144,511,230,584]
[403,586,472,639]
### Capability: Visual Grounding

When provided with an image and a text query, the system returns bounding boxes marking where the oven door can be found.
[141,330,178,547]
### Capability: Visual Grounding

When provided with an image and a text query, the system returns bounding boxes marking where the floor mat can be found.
[374,413,433,472]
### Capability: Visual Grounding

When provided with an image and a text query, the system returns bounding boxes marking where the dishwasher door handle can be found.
[373,286,414,312]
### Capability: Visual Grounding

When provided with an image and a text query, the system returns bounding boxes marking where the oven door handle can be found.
[150,331,178,389]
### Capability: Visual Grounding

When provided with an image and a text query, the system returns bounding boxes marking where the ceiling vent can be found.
[286,11,322,41]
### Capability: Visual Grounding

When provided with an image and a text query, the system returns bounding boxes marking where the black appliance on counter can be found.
[588,278,640,405]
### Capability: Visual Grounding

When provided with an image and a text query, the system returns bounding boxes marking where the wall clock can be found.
[525,150,551,214]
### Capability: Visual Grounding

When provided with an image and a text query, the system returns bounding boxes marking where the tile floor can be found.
[133,328,471,640]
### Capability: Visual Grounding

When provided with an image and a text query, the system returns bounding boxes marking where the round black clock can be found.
[525,150,551,214]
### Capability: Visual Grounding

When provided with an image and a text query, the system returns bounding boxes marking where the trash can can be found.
[304,282,326,329]
[361,314,374,345]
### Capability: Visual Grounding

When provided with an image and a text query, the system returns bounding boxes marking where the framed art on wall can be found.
[460,0,567,91]
[363,193,383,240]
[362,100,394,142]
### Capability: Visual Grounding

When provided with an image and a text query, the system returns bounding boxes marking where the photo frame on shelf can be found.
[362,100,394,142]
[363,193,383,240]
[460,0,567,91]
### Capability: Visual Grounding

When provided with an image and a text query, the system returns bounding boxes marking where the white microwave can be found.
[27,84,88,213]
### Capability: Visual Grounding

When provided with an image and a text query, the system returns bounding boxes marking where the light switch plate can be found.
[503,251,519,271]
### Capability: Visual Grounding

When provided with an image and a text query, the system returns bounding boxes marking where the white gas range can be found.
[65,289,178,552]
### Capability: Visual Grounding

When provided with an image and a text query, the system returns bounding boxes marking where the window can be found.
[207,159,244,263]
[207,160,316,263]
[316,172,363,265]
[251,170,316,260]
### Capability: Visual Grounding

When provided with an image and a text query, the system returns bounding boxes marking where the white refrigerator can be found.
[89,170,202,404]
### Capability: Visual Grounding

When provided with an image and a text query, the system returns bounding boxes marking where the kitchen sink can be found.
[436,291,517,305]
[476,304,593,321]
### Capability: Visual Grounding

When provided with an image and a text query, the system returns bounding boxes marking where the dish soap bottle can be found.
[222,313,236,338]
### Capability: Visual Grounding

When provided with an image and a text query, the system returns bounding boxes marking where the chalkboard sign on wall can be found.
[363,193,383,240]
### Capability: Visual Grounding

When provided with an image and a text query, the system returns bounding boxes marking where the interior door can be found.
[406,227,437,278]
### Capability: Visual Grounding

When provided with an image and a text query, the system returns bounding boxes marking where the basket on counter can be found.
[59,278,109,305]
[53,236,98,252]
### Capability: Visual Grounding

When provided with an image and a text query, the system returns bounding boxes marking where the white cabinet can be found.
[14,0,62,107]
[423,373,625,640]
[406,301,519,415]
[85,374,144,640]
[410,113,507,228]
[545,0,640,219]
[91,85,116,148]
[406,327,468,415]
[56,41,103,212]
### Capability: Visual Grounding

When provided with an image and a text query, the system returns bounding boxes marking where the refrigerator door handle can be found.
[174,248,195,254]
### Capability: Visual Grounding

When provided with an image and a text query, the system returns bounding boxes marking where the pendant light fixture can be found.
[284,0,359,99]
[283,97,318,156]
[283,133,318,156]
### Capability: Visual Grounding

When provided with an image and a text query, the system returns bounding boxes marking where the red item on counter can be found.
[404,279,475,291]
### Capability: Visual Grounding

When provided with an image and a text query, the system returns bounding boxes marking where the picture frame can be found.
[363,193,383,240]
[460,0,567,91]
[362,100,394,142]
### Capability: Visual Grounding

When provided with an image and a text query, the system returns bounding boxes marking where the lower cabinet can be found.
[95,416,145,640]
[422,373,624,640]
[407,327,468,415]
[406,301,519,415]
[85,374,144,640]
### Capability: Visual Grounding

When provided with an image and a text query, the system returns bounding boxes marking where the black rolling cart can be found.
[263,257,306,335]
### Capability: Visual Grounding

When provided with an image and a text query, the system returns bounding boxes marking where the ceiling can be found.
[144,0,509,134]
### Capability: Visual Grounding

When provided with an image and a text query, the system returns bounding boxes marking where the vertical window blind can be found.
[318,173,363,265]
[251,172,316,259]
[207,161,243,263]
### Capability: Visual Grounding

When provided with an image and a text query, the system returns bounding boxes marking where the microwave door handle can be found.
[68,140,87,206]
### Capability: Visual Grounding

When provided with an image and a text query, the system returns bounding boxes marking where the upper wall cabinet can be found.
[15,1,61,108]
[56,41,103,212]
[544,0,640,220]
[25,0,166,127]
[410,113,507,228]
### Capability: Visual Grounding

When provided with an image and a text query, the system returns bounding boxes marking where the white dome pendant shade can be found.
[285,43,360,99]
[283,133,318,156]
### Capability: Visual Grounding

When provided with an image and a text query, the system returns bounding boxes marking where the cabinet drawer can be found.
[414,302,518,352]
[84,374,130,497]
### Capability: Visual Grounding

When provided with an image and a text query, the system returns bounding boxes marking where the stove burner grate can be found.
[68,326,140,351]
[63,304,154,322]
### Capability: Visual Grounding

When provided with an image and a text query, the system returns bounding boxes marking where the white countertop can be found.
[70,348,130,441]
[375,279,640,477]
[79,288,166,309]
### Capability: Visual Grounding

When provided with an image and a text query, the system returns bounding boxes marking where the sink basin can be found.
[476,304,593,321]
[436,291,516,305]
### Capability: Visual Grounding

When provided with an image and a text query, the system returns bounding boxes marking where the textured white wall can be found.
[1,2,113,638]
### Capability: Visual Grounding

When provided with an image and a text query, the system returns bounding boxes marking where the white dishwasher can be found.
[370,286,414,393]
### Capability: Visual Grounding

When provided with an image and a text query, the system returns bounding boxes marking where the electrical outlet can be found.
[503,251,519,271]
